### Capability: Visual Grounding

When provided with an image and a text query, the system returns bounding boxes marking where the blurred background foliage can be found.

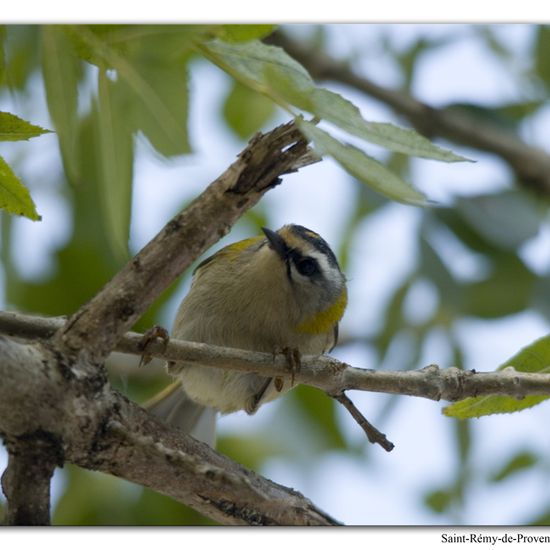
[1,24,550,525]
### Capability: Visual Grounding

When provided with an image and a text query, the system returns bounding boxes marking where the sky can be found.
[2,21,550,533]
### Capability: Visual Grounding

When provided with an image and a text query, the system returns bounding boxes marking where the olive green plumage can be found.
[146,224,347,447]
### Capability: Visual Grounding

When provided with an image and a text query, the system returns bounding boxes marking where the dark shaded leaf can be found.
[3,25,40,90]
[116,58,191,157]
[41,26,81,180]
[424,488,454,514]
[489,451,538,483]
[455,191,543,251]
[534,26,550,89]
[217,434,283,471]
[53,465,212,525]
[291,385,347,451]
[97,71,134,258]
[218,25,276,43]
[0,25,6,84]
[463,254,534,319]
[223,79,276,139]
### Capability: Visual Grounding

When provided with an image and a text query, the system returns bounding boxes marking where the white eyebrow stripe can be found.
[305,248,342,285]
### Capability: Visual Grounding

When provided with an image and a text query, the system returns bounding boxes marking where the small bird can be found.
[146,224,347,447]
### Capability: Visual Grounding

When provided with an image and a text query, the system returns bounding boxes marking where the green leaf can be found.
[217,434,283,470]
[201,38,312,102]
[63,25,128,67]
[41,26,81,180]
[533,277,550,322]
[53,465,211,525]
[74,25,192,157]
[293,84,469,162]
[203,39,469,163]
[96,70,134,258]
[291,385,347,451]
[0,111,51,141]
[446,101,545,132]
[0,155,41,220]
[424,487,454,514]
[418,235,462,318]
[374,276,414,357]
[119,59,190,157]
[0,25,6,84]
[298,120,428,205]
[455,191,543,251]
[222,79,276,139]
[494,100,545,124]
[3,26,40,90]
[217,25,276,43]
[67,25,205,66]
[443,333,550,419]
[489,451,538,483]
[534,25,550,89]
[462,254,534,319]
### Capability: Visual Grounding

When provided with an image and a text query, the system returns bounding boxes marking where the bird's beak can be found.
[262,227,288,261]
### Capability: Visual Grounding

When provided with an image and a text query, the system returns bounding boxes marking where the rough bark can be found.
[0,336,338,525]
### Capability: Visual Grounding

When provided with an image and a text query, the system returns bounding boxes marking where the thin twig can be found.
[330,392,394,452]
[3,310,550,405]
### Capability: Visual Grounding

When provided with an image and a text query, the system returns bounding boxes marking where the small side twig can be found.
[330,392,395,452]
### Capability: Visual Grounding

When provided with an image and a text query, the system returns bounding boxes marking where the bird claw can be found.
[138,325,170,367]
[278,346,301,388]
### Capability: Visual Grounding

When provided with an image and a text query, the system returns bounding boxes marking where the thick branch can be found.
[54,121,317,364]
[270,32,550,196]
[3,310,550,403]
[0,336,338,526]
[1,433,62,525]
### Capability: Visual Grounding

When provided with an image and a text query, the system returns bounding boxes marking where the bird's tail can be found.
[144,381,217,447]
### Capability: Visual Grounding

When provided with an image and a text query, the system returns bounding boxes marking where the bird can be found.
[145,224,347,447]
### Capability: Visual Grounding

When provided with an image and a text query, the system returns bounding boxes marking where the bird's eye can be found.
[296,258,319,277]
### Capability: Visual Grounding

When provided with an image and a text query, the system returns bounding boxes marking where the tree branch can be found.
[0,336,338,526]
[269,32,550,196]
[1,432,62,525]
[3,310,550,404]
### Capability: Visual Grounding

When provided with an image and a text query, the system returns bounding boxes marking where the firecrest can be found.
[146,224,348,447]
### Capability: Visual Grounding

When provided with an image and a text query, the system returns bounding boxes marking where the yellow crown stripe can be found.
[296,287,348,334]
[221,236,264,259]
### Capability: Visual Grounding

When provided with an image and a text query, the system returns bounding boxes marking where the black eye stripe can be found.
[287,250,320,278]
[296,258,319,276]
